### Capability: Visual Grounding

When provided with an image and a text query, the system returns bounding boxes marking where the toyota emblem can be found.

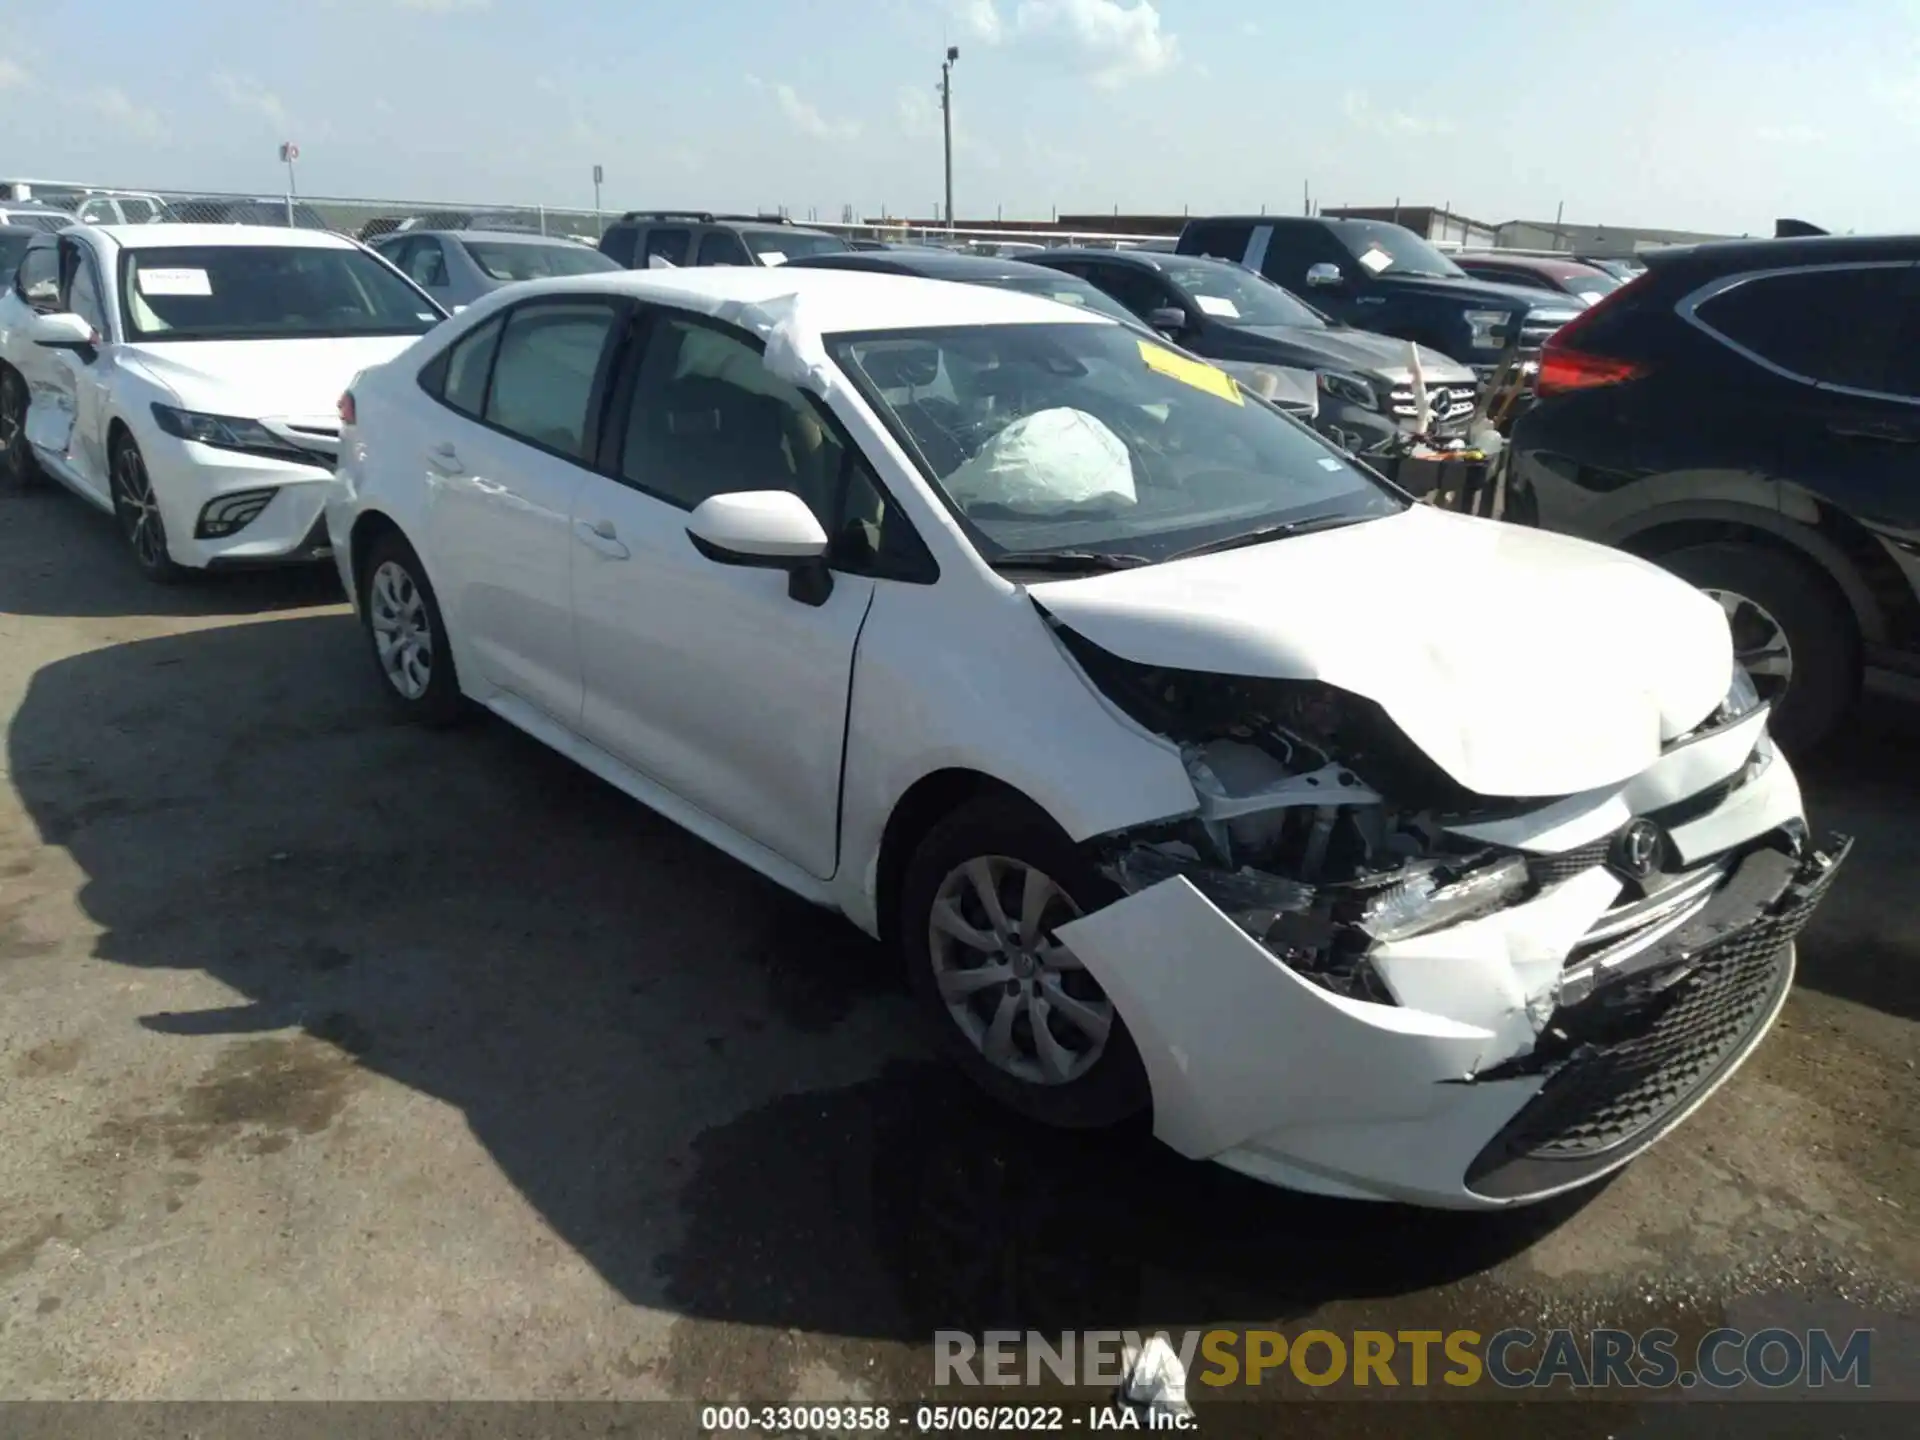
[1612,819,1665,879]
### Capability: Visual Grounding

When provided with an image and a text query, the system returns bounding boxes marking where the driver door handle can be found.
[574,517,630,560]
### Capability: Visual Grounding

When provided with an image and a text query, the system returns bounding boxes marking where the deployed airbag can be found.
[945,407,1138,513]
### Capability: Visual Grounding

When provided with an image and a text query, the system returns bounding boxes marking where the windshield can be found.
[1157,259,1327,329]
[461,238,620,282]
[989,273,1139,326]
[828,322,1402,565]
[1334,222,1466,280]
[746,230,849,264]
[119,245,443,342]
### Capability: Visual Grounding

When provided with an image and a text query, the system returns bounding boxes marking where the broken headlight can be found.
[1721,664,1761,721]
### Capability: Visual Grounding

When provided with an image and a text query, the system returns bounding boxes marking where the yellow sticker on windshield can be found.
[1137,340,1243,405]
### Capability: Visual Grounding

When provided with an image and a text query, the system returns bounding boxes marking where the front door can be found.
[570,308,873,878]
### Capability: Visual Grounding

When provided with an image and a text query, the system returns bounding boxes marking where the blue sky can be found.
[0,0,1906,234]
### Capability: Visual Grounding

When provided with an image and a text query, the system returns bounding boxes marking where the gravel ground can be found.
[0,486,1914,1428]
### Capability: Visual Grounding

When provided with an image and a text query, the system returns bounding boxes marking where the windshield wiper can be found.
[1165,512,1371,562]
[988,549,1154,573]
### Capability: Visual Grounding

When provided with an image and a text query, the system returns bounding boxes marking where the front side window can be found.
[643,228,691,267]
[461,239,619,282]
[119,245,442,341]
[1157,260,1327,329]
[1079,264,1175,320]
[991,272,1138,325]
[63,245,107,333]
[830,322,1403,564]
[483,301,617,460]
[1695,266,1908,394]
[404,239,448,289]
[696,230,752,266]
[600,225,638,267]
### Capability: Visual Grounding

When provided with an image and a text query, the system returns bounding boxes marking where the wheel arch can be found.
[871,768,1032,953]
[347,507,408,603]
[1608,500,1885,648]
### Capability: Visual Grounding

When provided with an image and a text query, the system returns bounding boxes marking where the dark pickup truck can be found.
[1177,215,1581,377]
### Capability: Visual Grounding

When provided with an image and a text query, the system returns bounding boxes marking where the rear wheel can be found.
[0,365,38,490]
[900,794,1149,1130]
[109,431,186,583]
[1655,540,1857,753]
[359,531,464,726]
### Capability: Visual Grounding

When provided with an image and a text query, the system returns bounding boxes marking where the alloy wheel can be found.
[369,560,434,700]
[113,444,167,570]
[927,856,1112,1087]
[1703,587,1794,703]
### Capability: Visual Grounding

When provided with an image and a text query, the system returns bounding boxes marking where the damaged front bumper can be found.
[1055,801,1851,1209]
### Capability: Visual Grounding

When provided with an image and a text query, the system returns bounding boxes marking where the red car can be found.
[1453,252,1620,308]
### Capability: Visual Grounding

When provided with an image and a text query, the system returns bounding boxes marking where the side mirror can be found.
[1305,263,1344,289]
[29,311,98,352]
[1146,306,1188,334]
[686,490,835,606]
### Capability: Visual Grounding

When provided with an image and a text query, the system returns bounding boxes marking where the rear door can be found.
[421,296,626,724]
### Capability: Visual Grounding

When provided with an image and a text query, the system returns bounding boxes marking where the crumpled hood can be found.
[1030,505,1733,799]
[124,336,424,422]
[1234,325,1475,385]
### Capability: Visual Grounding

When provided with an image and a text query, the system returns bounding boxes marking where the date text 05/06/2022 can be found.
[700,1404,1193,1433]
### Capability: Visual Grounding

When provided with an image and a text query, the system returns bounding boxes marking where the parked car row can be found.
[0,216,1858,1214]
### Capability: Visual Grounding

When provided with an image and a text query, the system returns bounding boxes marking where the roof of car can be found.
[1037,246,1244,275]
[1643,233,1920,270]
[379,229,583,245]
[466,266,1116,336]
[1454,252,1610,280]
[89,223,358,250]
[785,248,1076,282]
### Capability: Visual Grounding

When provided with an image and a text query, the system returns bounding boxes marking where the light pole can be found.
[278,141,299,226]
[940,45,958,232]
[593,163,604,236]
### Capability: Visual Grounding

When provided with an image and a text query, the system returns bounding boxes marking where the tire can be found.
[108,430,187,583]
[900,794,1150,1130]
[359,531,465,727]
[0,364,39,490]
[1655,540,1858,754]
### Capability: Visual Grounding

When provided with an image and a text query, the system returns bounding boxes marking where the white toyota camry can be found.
[0,224,444,579]
[326,266,1849,1209]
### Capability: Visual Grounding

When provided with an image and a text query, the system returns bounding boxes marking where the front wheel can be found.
[0,365,39,490]
[109,432,186,583]
[1655,540,1858,754]
[900,795,1149,1130]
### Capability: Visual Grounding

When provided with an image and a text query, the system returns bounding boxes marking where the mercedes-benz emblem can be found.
[1612,819,1665,879]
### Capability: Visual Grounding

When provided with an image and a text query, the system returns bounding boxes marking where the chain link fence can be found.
[10,181,1179,253]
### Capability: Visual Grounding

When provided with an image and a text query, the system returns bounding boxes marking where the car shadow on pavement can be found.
[0,487,342,618]
[5,613,1609,1350]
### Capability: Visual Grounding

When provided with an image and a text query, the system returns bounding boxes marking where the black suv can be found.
[596,211,849,269]
[1033,247,1480,452]
[1178,215,1581,376]
[1510,233,1920,751]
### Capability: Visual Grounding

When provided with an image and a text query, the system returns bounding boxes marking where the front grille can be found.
[1465,838,1848,1200]
[1528,837,1611,887]
[1389,383,1476,431]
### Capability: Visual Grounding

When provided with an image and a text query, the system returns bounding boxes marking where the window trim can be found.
[1678,261,1919,405]
[417,295,632,469]
[59,235,112,340]
[598,305,938,584]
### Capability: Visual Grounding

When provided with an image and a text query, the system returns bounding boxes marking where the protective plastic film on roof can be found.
[944,408,1138,514]
[741,290,839,397]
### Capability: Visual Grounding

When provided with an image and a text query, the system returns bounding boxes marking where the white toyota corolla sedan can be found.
[325,266,1849,1209]
[0,224,444,580]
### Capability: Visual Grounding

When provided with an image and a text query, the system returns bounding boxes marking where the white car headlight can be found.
[1317,370,1378,410]
[150,404,308,464]
[1464,310,1510,350]
[1722,664,1761,720]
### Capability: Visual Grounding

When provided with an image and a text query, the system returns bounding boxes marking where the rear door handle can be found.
[427,442,465,475]
[1826,421,1920,445]
[574,517,630,560]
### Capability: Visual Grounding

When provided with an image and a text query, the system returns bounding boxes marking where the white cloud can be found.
[955,0,1177,87]
[0,58,29,90]
[215,73,289,130]
[748,75,860,142]
[87,87,167,142]
[395,0,491,12]
[1342,90,1456,138]
[1755,122,1823,144]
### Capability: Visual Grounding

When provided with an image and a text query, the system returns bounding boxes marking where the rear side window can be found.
[483,301,618,460]
[1179,221,1253,262]
[442,315,504,416]
[696,230,752,266]
[643,228,691,267]
[600,224,638,267]
[1693,265,1911,393]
